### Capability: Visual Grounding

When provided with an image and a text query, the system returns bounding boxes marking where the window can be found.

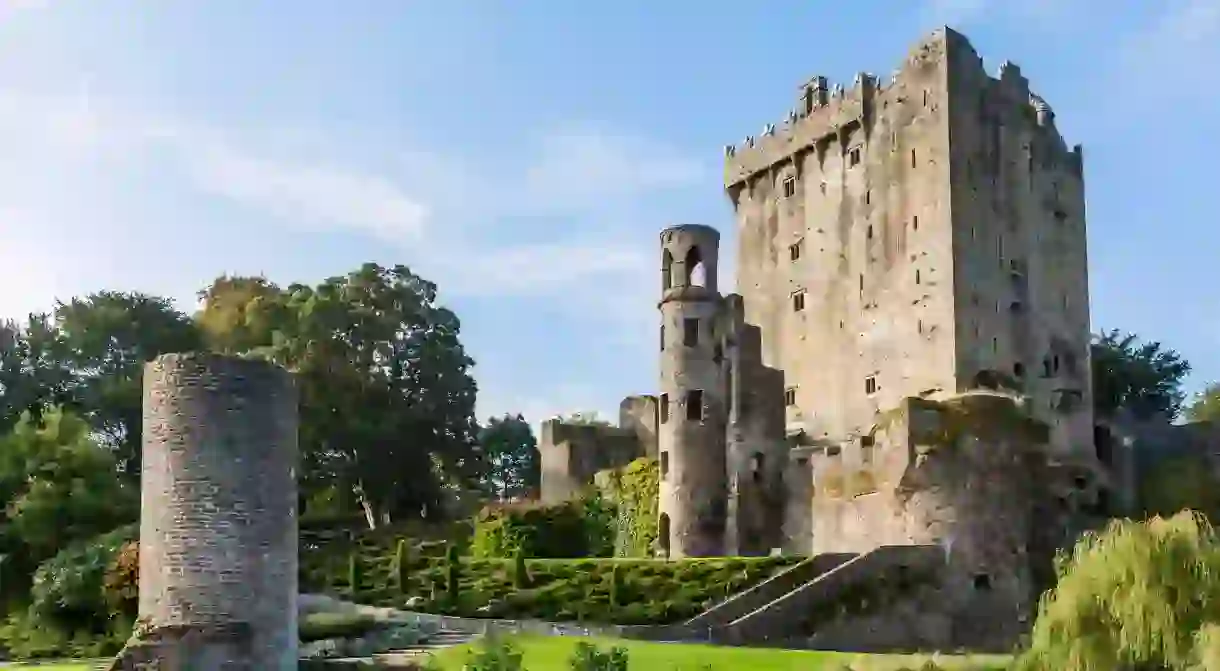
[751,452,765,483]
[867,224,874,240]
[685,390,703,421]
[784,387,797,406]
[660,451,670,479]
[792,291,806,312]
[973,574,992,591]
[912,215,919,231]
[660,325,665,351]
[992,337,998,353]
[915,269,921,285]
[922,89,929,107]
[660,393,670,423]
[858,274,864,293]
[782,176,796,198]
[865,190,871,205]
[864,375,878,395]
[849,147,862,167]
[789,240,802,261]
[1042,357,1053,377]
[917,319,923,334]
[683,318,699,347]
[1053,355,1061,373]
[910,149,916,168]
[1013,362,1026,378]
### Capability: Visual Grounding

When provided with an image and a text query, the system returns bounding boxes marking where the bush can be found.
[463,634,524,671]
[29,524,137,632]
[472,498,608,559]
[1016,511,1220,671]
[103,539,140,617]
[569,641,628,671]
[299,612,380,642]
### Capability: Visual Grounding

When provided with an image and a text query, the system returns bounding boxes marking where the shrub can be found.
[1016,511,1220,671]
[511,548,529,589]
[445,543,461,603]
[299,612,379,642]
[472,499,605,559]
[103,538,140,618]
[29,524,137,632]
[394,539,410,594]
[462,634,524,671]
[348,552,363,599]
[569,641,628,671]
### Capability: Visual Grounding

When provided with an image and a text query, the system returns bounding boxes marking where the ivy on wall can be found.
[596,457,659,558]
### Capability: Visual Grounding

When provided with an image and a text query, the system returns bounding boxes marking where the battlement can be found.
[723,27,1083,188]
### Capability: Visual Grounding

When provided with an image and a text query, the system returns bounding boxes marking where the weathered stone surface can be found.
[135,353,299,670]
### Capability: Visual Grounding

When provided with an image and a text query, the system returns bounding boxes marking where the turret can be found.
[657,224,728,558]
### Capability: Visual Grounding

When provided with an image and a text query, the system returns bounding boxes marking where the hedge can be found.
[300,545,801,625]
[471,497,613,559]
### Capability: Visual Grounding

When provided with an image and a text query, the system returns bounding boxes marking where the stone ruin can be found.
[108,353,299,670]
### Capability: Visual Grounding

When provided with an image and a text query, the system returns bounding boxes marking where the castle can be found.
[538,28,1138,645]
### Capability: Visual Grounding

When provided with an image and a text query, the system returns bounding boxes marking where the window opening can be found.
[782,176,796,198]
[784,387,797,406]
[660,451,670,479]
[683,318,699,346]
[659,394,670,423]
[792,291,806,312]
[686,390,704,421]
[864,376,878,395]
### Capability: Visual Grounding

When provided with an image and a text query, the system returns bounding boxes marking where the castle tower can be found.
[138,353,299,669]
[724,28,1093,462]
[657,224,728,558]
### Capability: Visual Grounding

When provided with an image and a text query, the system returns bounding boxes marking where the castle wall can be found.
[618,395,659,457]
[726,30,960,445]
[722,294,788,555]
[538,420,644,504]
[139,353,299,670]
[806,393,1045,649]
[944,36,1093,460]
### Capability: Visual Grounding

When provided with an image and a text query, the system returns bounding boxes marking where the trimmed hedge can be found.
[300,545,801,625]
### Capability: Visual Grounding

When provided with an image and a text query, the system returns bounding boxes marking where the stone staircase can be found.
[684,552,855,631]
[305,627,480,668]
[711,545,942,645]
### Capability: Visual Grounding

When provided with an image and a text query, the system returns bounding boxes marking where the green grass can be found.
[2,663,103,669]
[426,635,1013,670]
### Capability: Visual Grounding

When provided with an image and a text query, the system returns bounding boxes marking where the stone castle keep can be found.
[540,27,1106,624]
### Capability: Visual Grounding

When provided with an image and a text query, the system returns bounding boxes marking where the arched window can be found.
[661,249,674,291]
[685,245,706,287]
[658,514,672,559]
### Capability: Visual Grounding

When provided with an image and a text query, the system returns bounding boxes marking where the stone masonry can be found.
[131,353,299,670]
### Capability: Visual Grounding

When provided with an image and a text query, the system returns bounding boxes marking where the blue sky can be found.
[0,0,1216,426]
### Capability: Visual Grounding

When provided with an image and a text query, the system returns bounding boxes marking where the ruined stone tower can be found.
[724,28,1093,462]
[657,224,729,558]
[137,353,299,670]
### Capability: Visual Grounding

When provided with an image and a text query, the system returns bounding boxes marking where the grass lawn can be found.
[427,635,1012,670]
[1,663,103,670]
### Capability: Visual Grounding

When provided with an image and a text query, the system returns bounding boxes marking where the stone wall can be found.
[538,420,644,504]
[138,353,299,670]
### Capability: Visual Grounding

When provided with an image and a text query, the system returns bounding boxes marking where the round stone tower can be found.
[139,353,299,670]
[657,224,728,558]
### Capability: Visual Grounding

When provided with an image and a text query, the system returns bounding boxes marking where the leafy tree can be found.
[0,315,74,433]
[0,410,137,602]
[194,275,283,354]
[248,263,480,528]
[1091,329,1191,421]
[1185,382,1220,424]
[479,413,539,501]
[51,291,202,475]
[1016,512,1220,671]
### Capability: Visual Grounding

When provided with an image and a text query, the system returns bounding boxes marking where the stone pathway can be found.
[314,628,480,668]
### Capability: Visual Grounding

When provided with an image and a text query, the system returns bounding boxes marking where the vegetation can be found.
[472,499,610,559]
[594,457,660,558]
[300,540,799,624]
[479,413,540,501]
[1016,511,1220,670]
[429,635,1010,670]
[1184,382,1220,423]
[1091,329,1191,421]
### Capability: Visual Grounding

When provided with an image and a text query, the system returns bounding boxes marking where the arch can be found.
[658,513,672,558]
[661,249,674,290]
[751,451,765,483]
[685,245,706,287]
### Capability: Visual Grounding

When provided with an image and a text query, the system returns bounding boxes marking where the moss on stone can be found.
[872,393,1049,453]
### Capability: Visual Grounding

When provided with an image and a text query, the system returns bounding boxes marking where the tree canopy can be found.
[1185,383,1220,424]
[478,413,539,501]
[1092,329,1192,421]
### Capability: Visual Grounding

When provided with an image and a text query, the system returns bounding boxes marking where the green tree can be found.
[0,315,74,433]
[1092,329,1191,421]
[0,409,137,602]
[1185,382,1220,424]
[249,263,480,528]
[1139,454,1220,521]
[1017,512,1220,671]
[479,413,539,501]
[194,275,284,354]
[52,291,202,476]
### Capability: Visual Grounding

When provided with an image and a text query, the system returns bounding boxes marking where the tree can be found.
[0,315,74,433]
[194,275,284,354]
[0,409,137,603]
[1139,453,1220,521]
[1185,383,1220,424]
[51,292,202,476]
[1091,329,1191,421]
[478,414,539,501]
[249,263,480,528]
[1016,512,1220,671]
